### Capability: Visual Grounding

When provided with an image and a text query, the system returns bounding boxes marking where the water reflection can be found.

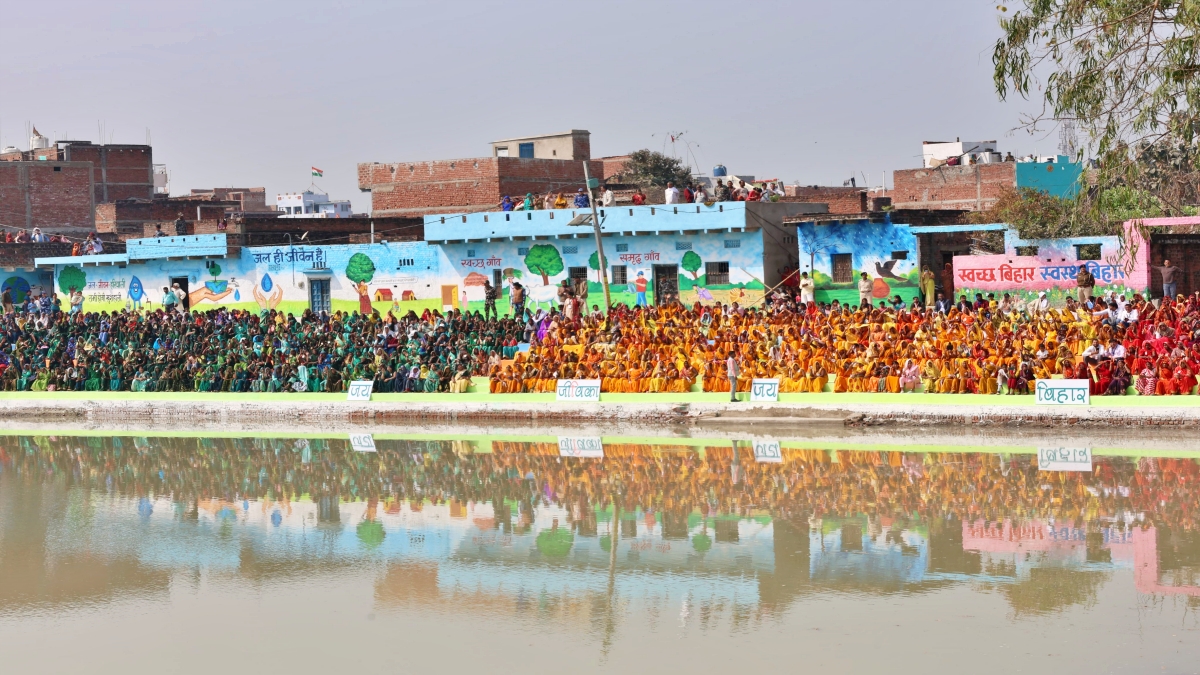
[2,434,1200,641]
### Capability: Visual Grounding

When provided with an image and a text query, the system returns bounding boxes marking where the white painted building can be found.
[276,190,354,218]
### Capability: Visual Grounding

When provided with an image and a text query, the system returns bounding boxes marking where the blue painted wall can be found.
[1016,156,1082,198]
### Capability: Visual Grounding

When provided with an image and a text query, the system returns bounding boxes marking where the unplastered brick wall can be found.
[61,144,153,204]
[99,199,230,236]
[359,157,604,216]
[893,163,1015,211]
[0,242,74,268]
[0,162,94,232]
[784,186,867,214]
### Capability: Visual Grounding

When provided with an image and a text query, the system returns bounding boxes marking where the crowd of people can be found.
[3,226,108,254]
[1,274,1199,395]
[497,180,788,214]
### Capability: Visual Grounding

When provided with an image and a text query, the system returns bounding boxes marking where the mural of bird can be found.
[874,259,905,281]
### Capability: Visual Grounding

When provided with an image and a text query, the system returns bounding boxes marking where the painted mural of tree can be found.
[681,250,703,280]
[345,253,376,284]
[588,250,608,283]
[58,266,87,294]
[798,225,840,281]
[524,244,563,286]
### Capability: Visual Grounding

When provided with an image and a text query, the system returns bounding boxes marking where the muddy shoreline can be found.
[4,397,1200,430]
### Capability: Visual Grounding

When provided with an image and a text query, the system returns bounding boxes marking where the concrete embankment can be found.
[4,396,1200,428]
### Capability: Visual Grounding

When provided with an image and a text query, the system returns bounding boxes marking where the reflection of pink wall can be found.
[1134,526,1200,597]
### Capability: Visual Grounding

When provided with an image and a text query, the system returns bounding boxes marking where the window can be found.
[705,262,730,285]
[616,243,629,252]
[397,259,414,267]
[611,265,628,285]
[562,245,578,254]
[891,250,908,260]
[495,146,509,157]
[53,166,61,172]
[1075,243,1102,260]
[675,241,692,251]
[467,249,475,257]
[493,269,503,286]
[832,253,853,283]
[518,143,534,158]
[723,240,740,249]
[1016,246,1039,257]
[568,266,588,280]
[518,247,530,256]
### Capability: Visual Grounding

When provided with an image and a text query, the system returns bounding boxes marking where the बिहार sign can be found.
[347,380,374,402]
[750,378,780,402]
[752,439,783,463]
[556,379,601,402]
[1038,447,1092,472]
[349,433,377,453]
[1034,379,1090,405]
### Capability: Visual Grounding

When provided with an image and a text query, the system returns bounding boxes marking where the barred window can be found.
[518,247,529,256]
[611,265,628,285]
[723,240,740,249]
[706,261,730,285]
[675,241,692,251]
[467,249,475,257]
[562,245,578,254]
[616,243,629,252]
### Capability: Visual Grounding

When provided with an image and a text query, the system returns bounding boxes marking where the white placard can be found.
[1038,447,1092,472]
[750,378,780,402]
[558,436,604,458]
[752,439,783,463]
[347,380,374,401]
[349,433,377,453]
[555,379,601,402]
[1034,379,1090,405]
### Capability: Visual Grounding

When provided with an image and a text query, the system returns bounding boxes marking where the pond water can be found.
[1,432,1198,673]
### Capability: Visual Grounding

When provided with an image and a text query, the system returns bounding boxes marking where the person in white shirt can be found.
[798,272,815,304]
[664,182,680,204]
[693,186,708,202]
[601,187,615,207]
[1027,291,1049,314]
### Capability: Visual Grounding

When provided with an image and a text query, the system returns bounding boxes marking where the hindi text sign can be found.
[555,379,601,402]
[1034,379,1090,406]
[1038,447,1092,472]
[347,380,374,402]
[558,436,604,458]
[349,433,377,453]
[752,439,783,463]
[750,378,780,402]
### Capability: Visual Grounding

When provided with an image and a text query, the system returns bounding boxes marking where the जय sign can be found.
[750,378,780,402]
[347,380,374,401]
[556,379,601,402]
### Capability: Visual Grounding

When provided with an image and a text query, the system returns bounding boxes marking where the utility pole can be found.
[582,162,612,314]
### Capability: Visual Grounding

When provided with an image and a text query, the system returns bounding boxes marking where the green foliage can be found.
[617,149,693,188]
[811,270,834,289]
[208,263,221,278]
[681,250,702,278]
[524,244,563,285]
[587,250,607,271]
[975,186,1165,239]
[345,252,376,284]
[58,266,86,294]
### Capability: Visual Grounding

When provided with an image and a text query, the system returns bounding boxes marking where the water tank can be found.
[1,146,18,155]
[29,127,50,150]
[712,164,728,177]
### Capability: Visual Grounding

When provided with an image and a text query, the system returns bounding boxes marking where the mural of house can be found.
[792,216,922,304]
[36,201,827,317]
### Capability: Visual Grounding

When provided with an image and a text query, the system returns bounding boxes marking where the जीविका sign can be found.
[1034,379,1090,405]
[750,378,780,402]
[555,379,601,402]
[558,436,604,458]
[347,380,374,402]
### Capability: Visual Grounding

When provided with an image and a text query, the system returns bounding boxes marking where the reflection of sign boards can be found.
[1035,379,1090,405]
[1038,447,1092,472]
[347,380,374,401]
[750,378,780,402]
[555,379,601,402]
[752,439,783,463]
[558,436,604,458]
[349,433,377,453]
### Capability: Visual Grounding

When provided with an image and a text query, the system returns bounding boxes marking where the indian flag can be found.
[311,167,324,177]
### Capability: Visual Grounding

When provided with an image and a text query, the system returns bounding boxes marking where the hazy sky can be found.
[0,0,1060,212]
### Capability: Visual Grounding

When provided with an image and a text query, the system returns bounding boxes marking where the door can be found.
[309,279,331,314]
[169,276,190,311]
[831,254,852,284]
[1150,234,1200,297]
[441,285,458,310]
[652,264,678,305]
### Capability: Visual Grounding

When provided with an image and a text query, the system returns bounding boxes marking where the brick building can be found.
[1,140,153,204]
[96,198,235,238]
[0,161,95,235]
[784,186,868,214]
[187,187,272,212]
[892,156,1082,211]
